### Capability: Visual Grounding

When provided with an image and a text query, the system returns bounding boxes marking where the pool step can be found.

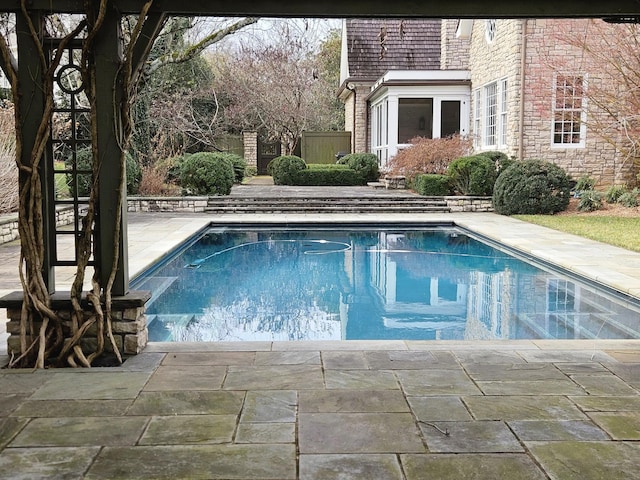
[204,196,451,214]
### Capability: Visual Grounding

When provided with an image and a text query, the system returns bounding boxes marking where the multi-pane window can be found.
[474,79,507,149]
[553,75,585,146]
[500,79,508,147]
[483,82,498,147]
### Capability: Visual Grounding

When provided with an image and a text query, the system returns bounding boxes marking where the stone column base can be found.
[0,290,151,362]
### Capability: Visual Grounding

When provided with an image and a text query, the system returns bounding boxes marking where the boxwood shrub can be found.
[178,151,235,195]
[297,164,365,185]
[413,174,452,196]
[447,154,497,195]
[492,159,571,215]
[66,146,141,196]
[269,155,307,185]
[336,153,379,182]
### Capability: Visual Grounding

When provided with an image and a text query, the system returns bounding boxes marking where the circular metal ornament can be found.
[56,64,84,94]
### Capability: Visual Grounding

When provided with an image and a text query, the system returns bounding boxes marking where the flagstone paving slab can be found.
[223,365,324,390]
[324,369,399,390]
[401,453,547,480]
[570,395,640,411]
[299,390,409,413]
[320,351,368,369]
[587,411,640,440]
[0,372,53,395]
[127,390,244,416]
[84,444,297,480]
[518,350,617,363]
[10,416,148,447]
[463,395,588,421]
[161,351,255,366]
[475,378,586,396]
[235,422,295,443]
[395,369,481,395]
[0,417,28,449]
[30,372,150,400]
[142,365,226,391]
[454,350,527,364]
[139,414,238,445]
[363,350,460,370]
[299,412,425,454]
[570,373,640,396]
[0,447,101,480]
[240,391,297,423]
[299,454,404,480]
[553,362,610,374]
[255,351,321,365]
[10,399,134,417]
[528,441,640,480]
[407,396,473,421]
[419,420,523,453]
[508,420,609,441]
[0,394,26,416]
[464,363,568,381]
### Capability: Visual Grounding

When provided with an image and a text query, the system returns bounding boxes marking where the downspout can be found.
[347,82,356,152]
[518,19,528,160]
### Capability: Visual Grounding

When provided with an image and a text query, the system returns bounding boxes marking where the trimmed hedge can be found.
[336,153,379,182]
[413,174,452,196]
[447,154,497,195]
[296,164,365,185]
[178,152,235,195]
[493,159,571,215]
[269,155,307,185]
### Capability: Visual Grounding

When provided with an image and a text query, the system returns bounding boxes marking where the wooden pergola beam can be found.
[0,0,638,18]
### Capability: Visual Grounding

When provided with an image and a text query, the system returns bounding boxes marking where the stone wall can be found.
[0,205,87,244]
[243,131,258,169]
[441,19,470,70]
[2,290,151,360]
[127,196,208,213]
[444,196,494,212]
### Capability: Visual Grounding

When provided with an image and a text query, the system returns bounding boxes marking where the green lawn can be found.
[514,215,640,253]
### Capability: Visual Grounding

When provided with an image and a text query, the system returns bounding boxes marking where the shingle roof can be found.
[345,18,441,80]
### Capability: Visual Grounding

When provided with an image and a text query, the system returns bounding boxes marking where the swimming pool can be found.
[131,223,640,342]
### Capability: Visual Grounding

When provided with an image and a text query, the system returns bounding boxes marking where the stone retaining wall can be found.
[444,196,494,212]
[127,196,208,213]
[0,205,85,244]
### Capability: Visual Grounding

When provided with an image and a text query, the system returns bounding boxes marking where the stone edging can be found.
[0,195,494,245]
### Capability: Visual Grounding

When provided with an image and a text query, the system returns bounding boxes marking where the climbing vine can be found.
[0,0,159,368]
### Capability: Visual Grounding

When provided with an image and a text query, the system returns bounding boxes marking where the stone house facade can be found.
[339,18,635,185]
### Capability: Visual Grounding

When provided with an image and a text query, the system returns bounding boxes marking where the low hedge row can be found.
[268,154,376,186]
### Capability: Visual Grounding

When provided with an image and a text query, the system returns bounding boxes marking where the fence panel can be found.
[301,131,352,164]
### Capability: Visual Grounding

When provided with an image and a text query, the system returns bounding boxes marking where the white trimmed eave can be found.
[367,70,471,101]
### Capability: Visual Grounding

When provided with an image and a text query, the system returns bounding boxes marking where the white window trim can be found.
[551,74,587,149]
[475,78,507,150]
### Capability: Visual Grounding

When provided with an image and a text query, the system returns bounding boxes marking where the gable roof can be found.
[344,18,441,81]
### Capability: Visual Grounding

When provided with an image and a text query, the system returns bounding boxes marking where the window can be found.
[553,75,585,147]
[474,79,507,149]
[500,79,508,147]
[483,82,498,147]
[398,98,433,143]
[441,100,461,137]
[485,20,496,43]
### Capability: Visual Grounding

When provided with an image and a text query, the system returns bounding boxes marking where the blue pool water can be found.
[132,224,640,342]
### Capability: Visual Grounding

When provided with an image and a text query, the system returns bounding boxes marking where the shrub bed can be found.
[178,152,235,195]
[336,153,379,182]
[268,155,307,185]
[297,164,365,186]
[493,159,571,215]
[412,174,452,196]
[447,154,497,196]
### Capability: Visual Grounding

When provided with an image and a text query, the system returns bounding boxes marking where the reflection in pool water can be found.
[131,226,640,342]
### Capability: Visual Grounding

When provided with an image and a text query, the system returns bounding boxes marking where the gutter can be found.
[518,19,528,160]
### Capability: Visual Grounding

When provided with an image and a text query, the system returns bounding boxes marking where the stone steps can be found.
[204,196,451,214]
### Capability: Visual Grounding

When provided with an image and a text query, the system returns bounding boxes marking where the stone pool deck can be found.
[1,200,640,478]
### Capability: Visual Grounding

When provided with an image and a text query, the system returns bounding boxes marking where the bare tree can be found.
[544,19,640,184]
[213,21,343,154]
